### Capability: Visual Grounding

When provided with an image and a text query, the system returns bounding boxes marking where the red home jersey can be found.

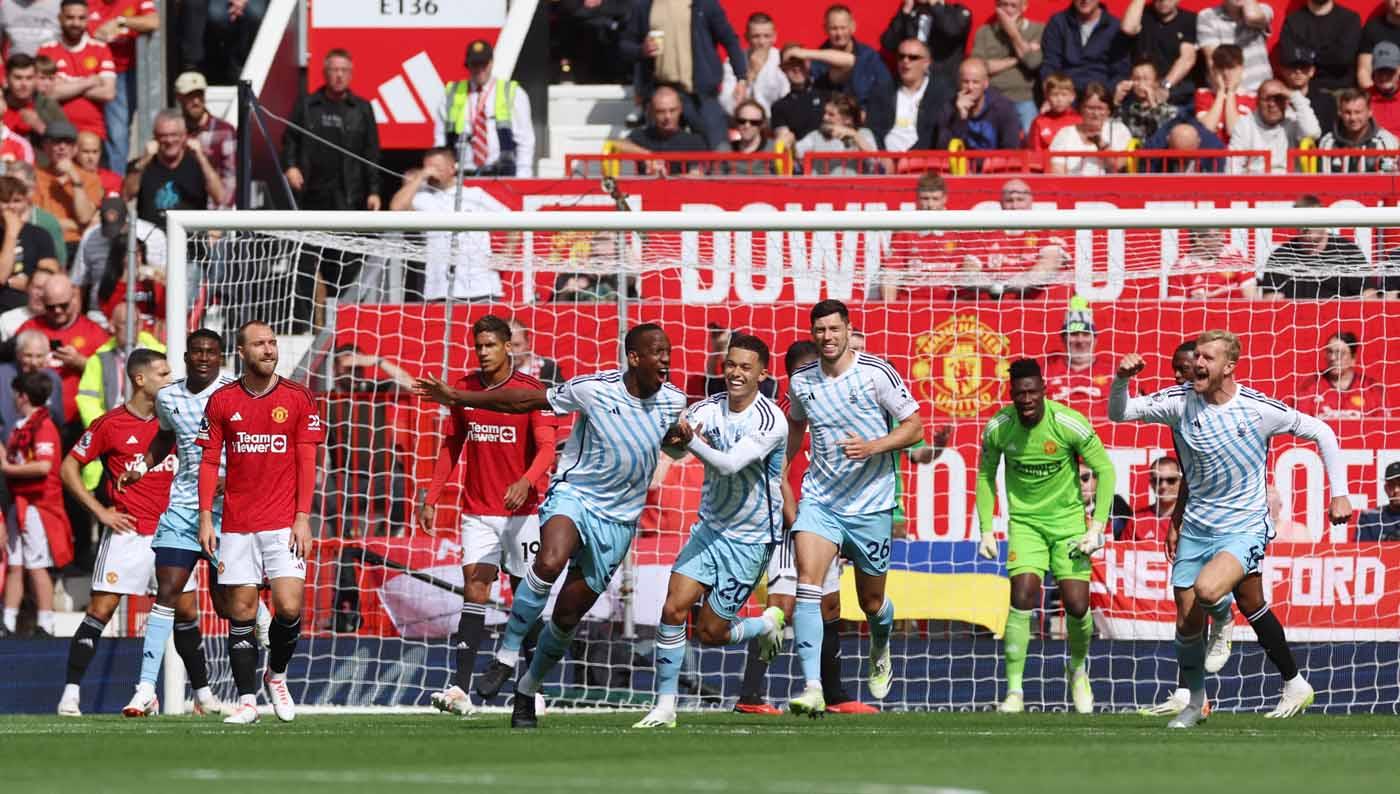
[4,408,63,502]
[777,393,808,499]
[1127,505,1171,543]
[35,35,116,139]
[197,377,324,534]
[1295,370,1386,421]
[86,1,156,73]
[17,315,111,424]
[886,231,961,302]
[69,404,176,534]
[443,370,552,517]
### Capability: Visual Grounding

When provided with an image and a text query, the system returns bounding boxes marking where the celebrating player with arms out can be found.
[785,300,923,717]
[976,358,1115,714]
[119,330,260,718]
[422,315,556,717]
[198,321,325,725]
[1110,331,1351,727]
[56,350,210,716]
[416,323,686,729]
[634,333,788,729]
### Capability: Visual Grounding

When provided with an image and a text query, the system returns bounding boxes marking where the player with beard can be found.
[416,323,687,729]
[198,322,325,725]
[1111,331,1350,726]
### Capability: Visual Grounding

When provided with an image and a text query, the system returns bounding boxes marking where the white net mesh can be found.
[174,206,1400,713]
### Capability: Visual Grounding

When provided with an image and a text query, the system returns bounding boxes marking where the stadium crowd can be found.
[548,0,1400,175]
[1,0,1397,643]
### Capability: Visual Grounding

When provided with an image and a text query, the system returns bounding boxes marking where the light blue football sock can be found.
[867,597,894,657]
[1204,594,1234,625]
[654,622,687,696]
[139,604,175,687]
[794,584,824,686]
[518,620,575,697]
[727,615,769,645]
[498,567,553,663]
[1176,631,1206,693]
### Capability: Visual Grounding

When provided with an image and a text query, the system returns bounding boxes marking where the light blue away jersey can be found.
[547,370,687,524]
[155,375,234,509]
[685,392,787,544]
[1110,379,1348,535]
[787,353,920,516]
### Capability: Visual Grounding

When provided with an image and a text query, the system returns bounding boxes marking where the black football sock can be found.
[454,602,487,691]
[268,615,301,676]
[174,620,211,690]
[65,614,107,685]
[1246,605,1300,682]
[228,619,259,696]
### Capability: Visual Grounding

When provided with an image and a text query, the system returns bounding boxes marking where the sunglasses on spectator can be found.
[1150,476,1181,486]
[44,302,68,311]
[735,117,764,127]
[1260,93,1289,104]
[897,52,926,61]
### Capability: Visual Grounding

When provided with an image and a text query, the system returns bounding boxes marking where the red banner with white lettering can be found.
[1092,541,1400,641]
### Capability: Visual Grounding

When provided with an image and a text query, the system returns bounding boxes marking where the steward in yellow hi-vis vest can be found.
[434,39,535,177]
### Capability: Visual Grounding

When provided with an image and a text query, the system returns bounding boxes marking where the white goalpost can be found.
[161,206,1400,714]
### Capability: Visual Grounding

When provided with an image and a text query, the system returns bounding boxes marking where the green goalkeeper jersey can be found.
[975,399,1115,534]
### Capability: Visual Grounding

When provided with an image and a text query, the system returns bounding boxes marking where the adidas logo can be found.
[455,641,467,649]
[657,657,674,665]
[232,640,254,650]
[609,407,621,415]
[79,639,94,648]
[126,435,139,445]
[230,411,243,421]
[143,651,156,659]
[798,641,814,649]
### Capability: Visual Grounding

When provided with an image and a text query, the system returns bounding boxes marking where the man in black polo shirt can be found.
[1120,0,1199,108]
[615,86,708,175]
[771,45,826,147]
[1260,195,1379,299]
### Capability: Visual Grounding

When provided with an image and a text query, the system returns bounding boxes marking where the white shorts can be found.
[217,528,307,586]
[91,529,199,596]
[7,506,53,570]
[766,531,842,598]
[461,513,540,578]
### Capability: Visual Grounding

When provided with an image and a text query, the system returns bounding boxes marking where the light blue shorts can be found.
[671,521,772,621]
[152,504,221,554]
[539,486,636,595]
[791,501,893,576]
[1171,521,1271,589]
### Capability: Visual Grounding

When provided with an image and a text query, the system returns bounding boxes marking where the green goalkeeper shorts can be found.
[1006,521,1091,581]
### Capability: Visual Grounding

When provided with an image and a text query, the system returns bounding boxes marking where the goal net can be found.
[163,203,1400,714]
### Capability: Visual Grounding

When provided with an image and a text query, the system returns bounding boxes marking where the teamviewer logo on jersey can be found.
[233,432,288,453]
[467,422,517,444]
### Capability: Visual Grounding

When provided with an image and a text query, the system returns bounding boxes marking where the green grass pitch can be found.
[3,711,1397,793]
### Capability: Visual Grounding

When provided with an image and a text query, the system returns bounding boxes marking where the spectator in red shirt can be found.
[35,1,116,143]
[3,53,69,152]
[0,93,36,167]
[1043,298,1115,408]
[1027,71,1081,152]
[0,370,69,637]
[1368,41,1400,138]
[16,272,110,427]
[86,0,158,170]
[1195,43,1254,143]
[1294,331,1387,420]
[1169,227,1258,299]
[960,178,1069,298]
[74,129,119,195]
[1128,456,1181,541]
[175,71,235,209]
[884,172,964,302]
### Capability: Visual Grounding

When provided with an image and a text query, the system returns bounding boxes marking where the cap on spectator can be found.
[99,196,127,240]
[44,119,77,141]
[1374,42,1400,73]
[1280,46,1316,68]
[466,40,493,67]
[174,71,209,95]
[1386,460,1400,483]
[1063,295,1095,335]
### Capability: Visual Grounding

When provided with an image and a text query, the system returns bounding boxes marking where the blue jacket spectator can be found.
[1041,0,1132,92]
[621,0,747,148]
[808,4,895,105]
[933,59,1022,150]
[1357,462,1400,541]
[1144,116,1227,172]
